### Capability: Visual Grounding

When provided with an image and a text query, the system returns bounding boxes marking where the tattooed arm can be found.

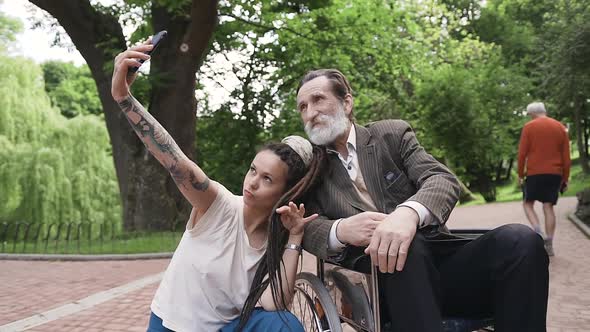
[111,41,217,214]
[117,96,217,211]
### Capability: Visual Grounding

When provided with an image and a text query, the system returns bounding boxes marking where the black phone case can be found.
[129,30,167,73]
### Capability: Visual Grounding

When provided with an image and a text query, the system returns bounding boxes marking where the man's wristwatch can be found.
[284,243,302,253]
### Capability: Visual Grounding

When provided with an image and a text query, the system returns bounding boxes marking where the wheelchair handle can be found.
[371,263,381,332]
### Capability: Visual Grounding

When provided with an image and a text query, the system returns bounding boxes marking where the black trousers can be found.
[370,224,549,332]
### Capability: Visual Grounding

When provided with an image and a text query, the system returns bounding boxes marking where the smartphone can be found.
[129,30,168,73]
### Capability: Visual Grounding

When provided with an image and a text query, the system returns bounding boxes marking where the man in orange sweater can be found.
[518,102,571,256]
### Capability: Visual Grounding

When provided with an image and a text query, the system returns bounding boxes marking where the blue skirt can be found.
[147,309,304,332]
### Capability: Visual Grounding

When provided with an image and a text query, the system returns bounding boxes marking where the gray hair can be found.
[526,102,547,114]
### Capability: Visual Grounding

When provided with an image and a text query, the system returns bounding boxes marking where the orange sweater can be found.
[518,116,571,181]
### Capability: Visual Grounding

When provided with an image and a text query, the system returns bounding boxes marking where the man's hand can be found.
[111,41,153,102]
[364,207,419,273]
[337,212,388,247]
[560,181,568,194]
[518,177,524,186]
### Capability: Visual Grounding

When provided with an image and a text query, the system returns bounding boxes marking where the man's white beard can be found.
[304,104,350,146]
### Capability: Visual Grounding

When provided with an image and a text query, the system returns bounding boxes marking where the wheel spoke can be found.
[294,286,318,331]
[293,275,339,332]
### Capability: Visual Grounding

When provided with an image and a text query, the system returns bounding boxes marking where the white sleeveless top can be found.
[151,182,266,332]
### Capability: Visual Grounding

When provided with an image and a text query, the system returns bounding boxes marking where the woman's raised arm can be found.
[111,40,217,214]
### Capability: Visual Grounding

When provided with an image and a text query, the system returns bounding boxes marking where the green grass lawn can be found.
[1,231,183,254]
[460,159,590,206]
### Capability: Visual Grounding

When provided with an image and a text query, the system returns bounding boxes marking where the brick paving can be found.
[1,196,588,331]
[25,283,158,332]
[0,260,169,327]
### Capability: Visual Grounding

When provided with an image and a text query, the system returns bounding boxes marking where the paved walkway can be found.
[0,197,588,331]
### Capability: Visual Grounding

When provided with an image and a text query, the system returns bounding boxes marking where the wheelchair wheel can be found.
[293,272,342,332]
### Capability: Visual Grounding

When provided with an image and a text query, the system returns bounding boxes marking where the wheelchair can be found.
[292,229,495,332]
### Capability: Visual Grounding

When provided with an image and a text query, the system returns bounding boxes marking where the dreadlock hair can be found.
[236,142,326,331]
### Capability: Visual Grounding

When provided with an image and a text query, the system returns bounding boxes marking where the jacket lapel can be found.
[356,125,386,212]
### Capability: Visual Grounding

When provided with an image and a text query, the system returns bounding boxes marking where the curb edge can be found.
[0,252,173,261]
[568,212,590,239]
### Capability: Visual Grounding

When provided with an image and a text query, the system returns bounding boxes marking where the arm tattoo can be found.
[120,96,210,192]
[117,97,133,110]
[121,95,181,163]
[189,171,210,191]
[169,164,210,192]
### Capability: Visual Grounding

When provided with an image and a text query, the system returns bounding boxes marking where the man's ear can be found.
[343,93,353,117]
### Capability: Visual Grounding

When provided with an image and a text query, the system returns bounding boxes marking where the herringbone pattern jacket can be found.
[302,120,461,260]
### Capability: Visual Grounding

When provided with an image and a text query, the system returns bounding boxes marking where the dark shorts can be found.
[523,174,562,205]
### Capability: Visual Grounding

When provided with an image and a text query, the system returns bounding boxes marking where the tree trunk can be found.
[457,179,477,204]
[494,160,503,183]
[573,100,590,174]
[29,0,218,231]
[505,158,514,181]
[436,158,477,203]
[473,173,496,202]
[583,117,589,159]
[576,188,590,224]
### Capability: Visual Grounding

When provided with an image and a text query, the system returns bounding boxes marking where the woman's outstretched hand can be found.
[276,202,318,236]
[111,40,153,102]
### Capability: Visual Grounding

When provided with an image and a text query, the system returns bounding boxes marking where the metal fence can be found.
[0,221,183,254]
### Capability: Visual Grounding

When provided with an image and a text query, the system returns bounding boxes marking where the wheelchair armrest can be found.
[447,228,492,240]
[325,228,493,274]
[325,246,372,274]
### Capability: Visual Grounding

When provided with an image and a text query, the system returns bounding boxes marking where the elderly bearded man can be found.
[297,69,550,331]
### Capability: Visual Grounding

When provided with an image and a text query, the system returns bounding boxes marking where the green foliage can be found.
[14,0,586,224]
[201,0,542,199]
[41,61,102,118]
[199,0,436,191]
[417,51,531,201]
[0,54,121,228]
[470,0,541,62]
[567,160,590,197]
[0,3,22,51]
[94,0,586,201]
[539,1,590,115]
[265,0,426,123]
[461,157,590,206]
[196,105,264,194]
[472,0,589,172]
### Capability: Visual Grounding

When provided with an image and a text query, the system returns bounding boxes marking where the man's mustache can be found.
[307,114,332,129]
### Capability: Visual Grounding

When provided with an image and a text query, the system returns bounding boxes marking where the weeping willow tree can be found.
[0,54,121,229]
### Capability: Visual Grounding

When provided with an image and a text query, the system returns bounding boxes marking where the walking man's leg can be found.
[523,201,543,236]
[542,202,556,256]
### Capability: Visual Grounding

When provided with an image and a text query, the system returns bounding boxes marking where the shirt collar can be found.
[347,125,357,151]
[327,125,357,156]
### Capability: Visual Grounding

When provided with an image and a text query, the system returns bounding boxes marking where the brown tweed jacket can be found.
[302,120,461,260]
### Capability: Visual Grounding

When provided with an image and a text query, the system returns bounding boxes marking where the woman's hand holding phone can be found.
[111,31,166,103]
[111,41,152,102]
[128,30,167,74]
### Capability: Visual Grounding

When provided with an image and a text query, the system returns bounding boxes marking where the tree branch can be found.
[28,0,126,75]
[220,12,327,45]
[185,0,219,61]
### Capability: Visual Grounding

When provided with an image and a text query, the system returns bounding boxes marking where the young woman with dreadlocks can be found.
[112,41,326,332]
